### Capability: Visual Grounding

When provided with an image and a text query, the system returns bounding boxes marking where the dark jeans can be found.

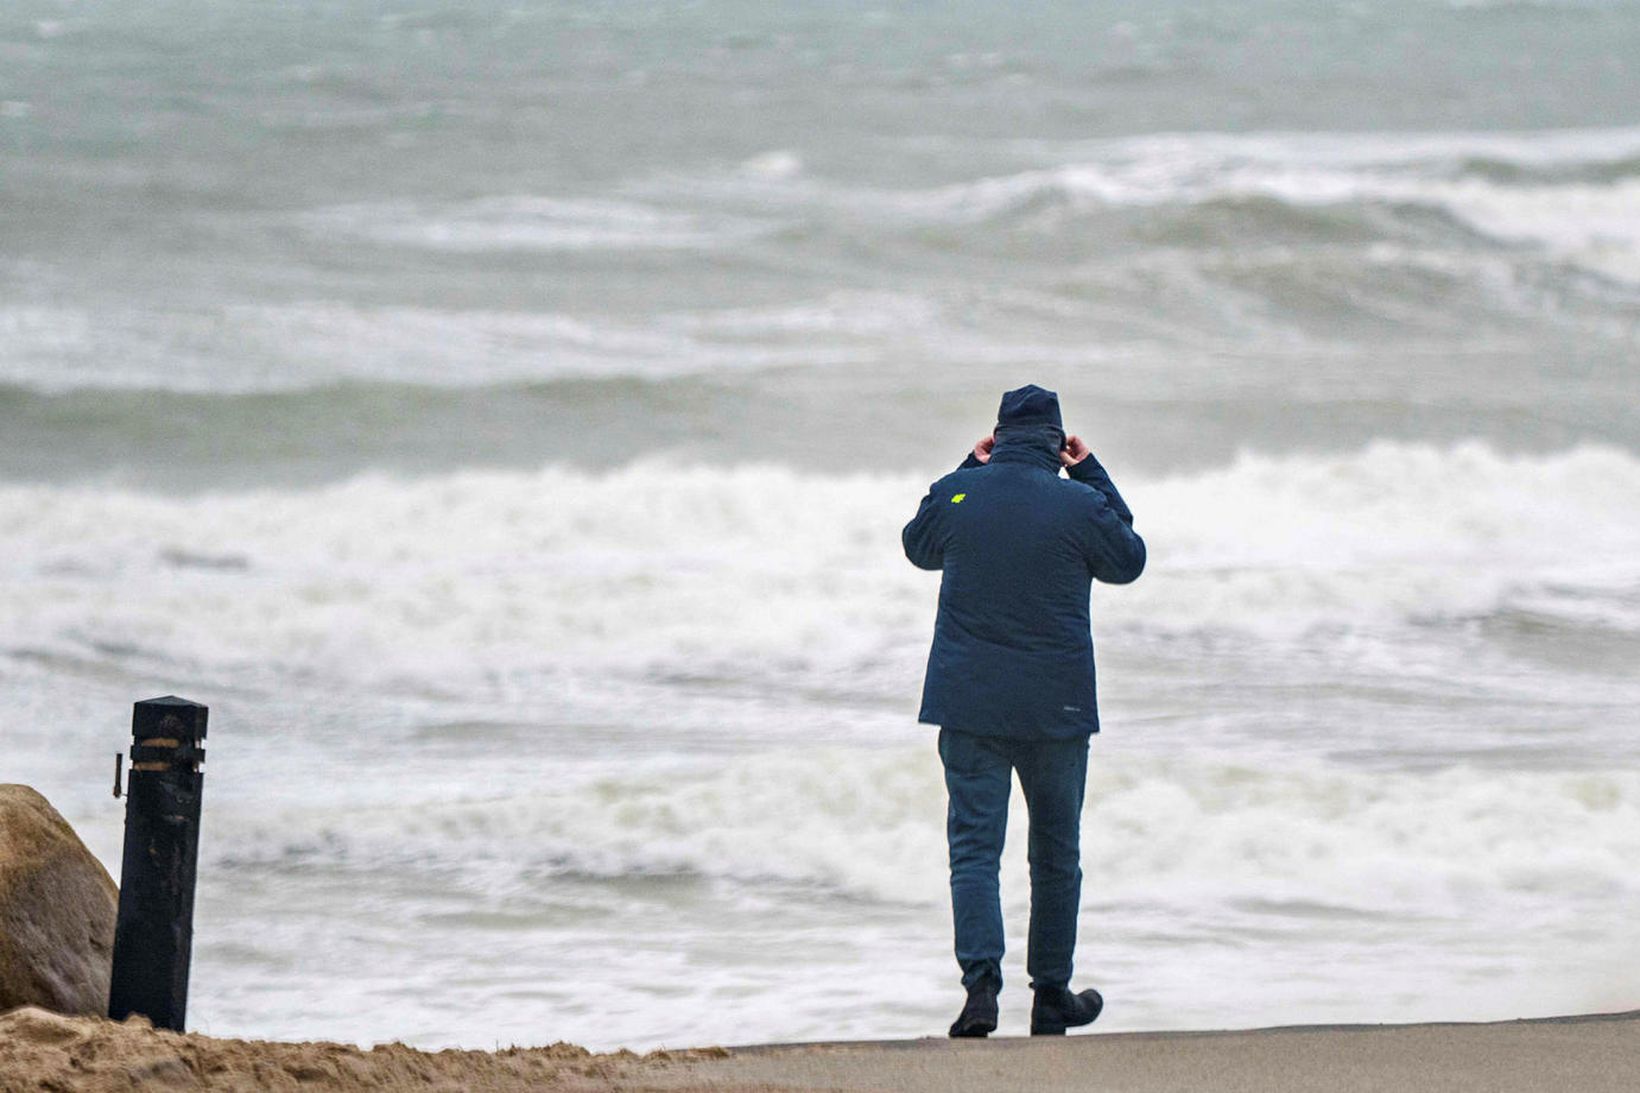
[938,727,1090,992]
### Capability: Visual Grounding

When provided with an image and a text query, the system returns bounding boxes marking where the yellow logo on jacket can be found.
[951,493,967,503]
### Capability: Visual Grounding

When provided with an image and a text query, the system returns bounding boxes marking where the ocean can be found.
[3,0,1638,1050]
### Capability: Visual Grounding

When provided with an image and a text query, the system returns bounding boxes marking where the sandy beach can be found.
[4,1006,1636,1092]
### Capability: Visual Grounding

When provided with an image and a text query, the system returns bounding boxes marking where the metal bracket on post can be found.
[107,695,208,1031]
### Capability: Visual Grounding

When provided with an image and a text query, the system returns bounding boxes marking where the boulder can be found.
[0,784,118,1016]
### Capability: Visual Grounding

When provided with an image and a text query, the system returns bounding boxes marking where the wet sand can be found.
[3,1005,1636,1091]
[656,1009,1640,1092]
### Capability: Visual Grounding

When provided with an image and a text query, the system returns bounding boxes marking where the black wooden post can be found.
[108,695,208,1030]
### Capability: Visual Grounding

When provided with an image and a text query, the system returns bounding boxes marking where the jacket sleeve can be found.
[902,461,969,571]
[1068,453,1146,584]
[901,484,945,570]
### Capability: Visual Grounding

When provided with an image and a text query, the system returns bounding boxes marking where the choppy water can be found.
[3,0,1638,1050]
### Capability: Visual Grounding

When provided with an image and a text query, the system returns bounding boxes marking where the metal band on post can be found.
[107,696,208,1031]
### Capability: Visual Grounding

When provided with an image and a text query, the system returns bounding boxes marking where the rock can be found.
[0,784,119,1016]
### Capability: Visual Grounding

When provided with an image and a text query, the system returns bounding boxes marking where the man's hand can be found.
[973,434,996,464]
[1059,434,1090,468]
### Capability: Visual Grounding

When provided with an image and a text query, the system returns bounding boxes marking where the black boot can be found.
[948,982,999,1038]
[1030,986,1103,1036]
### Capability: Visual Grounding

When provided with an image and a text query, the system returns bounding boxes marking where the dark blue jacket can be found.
[902,435,1145,739]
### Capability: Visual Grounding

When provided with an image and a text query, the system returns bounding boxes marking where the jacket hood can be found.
[996,384,1063,432]
[989,426,1064,472]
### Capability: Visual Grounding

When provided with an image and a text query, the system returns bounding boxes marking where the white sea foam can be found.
[1129,441,1640,635]
[709,128,1640,283]
[1421,180,1640,283]
[2,443,1635,694]
[311,131,1640,285]
[299,196,776,252]
[208,744,1640,915]
[739,149,804,180]
[0,301,872,393]
[672,290,941,338]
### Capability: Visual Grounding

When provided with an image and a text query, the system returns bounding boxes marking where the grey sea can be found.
[3,0,1638,1049]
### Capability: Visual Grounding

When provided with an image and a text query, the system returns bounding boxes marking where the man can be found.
[901,384,1146,1038]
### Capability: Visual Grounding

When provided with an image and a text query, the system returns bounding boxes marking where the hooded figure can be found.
[903,384,1145,738]
[901,384,1145,1039]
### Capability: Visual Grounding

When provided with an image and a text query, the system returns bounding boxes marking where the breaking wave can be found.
[2,442,1636,693]
[673,127,1640,284]
[211,744,1640,914]
[297,195,777,253]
